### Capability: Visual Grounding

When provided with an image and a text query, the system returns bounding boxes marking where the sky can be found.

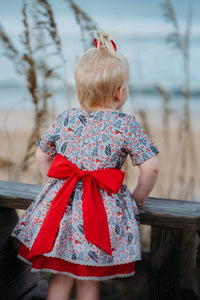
[0,0,200,37]
[0,0,199,107]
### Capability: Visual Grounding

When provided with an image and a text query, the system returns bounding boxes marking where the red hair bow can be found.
[94,38,117,51]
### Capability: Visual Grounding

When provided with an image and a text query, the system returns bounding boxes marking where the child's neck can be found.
[80,104,118,112]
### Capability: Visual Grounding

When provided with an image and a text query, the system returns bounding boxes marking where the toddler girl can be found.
[12,32,159,300]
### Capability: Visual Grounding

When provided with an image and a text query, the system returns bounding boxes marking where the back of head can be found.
[74,32,129,110]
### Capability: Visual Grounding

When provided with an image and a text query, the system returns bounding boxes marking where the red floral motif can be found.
[12,108,158,280]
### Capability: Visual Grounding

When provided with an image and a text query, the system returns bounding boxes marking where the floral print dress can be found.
[12,108,159,280]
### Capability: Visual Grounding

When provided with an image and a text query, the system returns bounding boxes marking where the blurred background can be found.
[0,0,199,200]
[0,1,199,299]
[0,0,199,202]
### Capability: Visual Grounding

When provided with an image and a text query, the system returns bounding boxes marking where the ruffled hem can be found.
[18,243,135,281]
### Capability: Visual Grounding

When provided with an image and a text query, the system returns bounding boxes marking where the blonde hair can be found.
[74,32,129,110]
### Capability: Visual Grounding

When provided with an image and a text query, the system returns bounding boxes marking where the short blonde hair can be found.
[74,32,129,110]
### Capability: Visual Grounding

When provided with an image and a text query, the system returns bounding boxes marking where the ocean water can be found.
[0,0,199,115]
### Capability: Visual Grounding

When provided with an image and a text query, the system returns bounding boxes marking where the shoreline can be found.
[1,103,200,129]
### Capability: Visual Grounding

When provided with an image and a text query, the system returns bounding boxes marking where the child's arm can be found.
[132,156,159,207]
[35,148,54,181]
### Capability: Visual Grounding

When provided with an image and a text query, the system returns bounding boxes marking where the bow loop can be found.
[93,168,124,194]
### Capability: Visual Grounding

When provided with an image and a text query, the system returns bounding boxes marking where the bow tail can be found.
[82,178,112,255]
[28,176,78,259]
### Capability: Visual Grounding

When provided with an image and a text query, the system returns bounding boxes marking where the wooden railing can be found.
[0,180,200,300]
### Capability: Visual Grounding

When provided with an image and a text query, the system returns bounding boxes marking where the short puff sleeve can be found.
[36,114,61,157]
[124,115,159,166]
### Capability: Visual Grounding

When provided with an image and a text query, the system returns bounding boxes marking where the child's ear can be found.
[114,86,124,102]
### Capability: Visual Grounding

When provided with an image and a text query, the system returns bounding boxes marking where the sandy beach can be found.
[0,108,199,203]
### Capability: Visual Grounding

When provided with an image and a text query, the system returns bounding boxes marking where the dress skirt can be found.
[11,109,160,281]
[18,243,135,281]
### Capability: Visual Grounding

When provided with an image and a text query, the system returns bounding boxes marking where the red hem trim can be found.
[19,243,135,279]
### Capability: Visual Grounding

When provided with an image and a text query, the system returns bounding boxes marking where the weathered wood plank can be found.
[0,207,40,299]
[1,181,200,230]
[179,230,200,295]
[0,181,42,209]
[149,227,182,299]
[149,227,200,300]
[140,197,200,230]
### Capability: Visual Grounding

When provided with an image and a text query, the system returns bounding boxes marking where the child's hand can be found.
[35,148,54,181]
[132,156,159,206]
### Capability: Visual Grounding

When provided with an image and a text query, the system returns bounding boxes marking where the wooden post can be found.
[179,229,200,298]
[149,226,200,300]
[149,226,182,299]
[0,207,40,300]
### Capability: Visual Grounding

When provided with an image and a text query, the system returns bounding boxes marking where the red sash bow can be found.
[28,154,125,258]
